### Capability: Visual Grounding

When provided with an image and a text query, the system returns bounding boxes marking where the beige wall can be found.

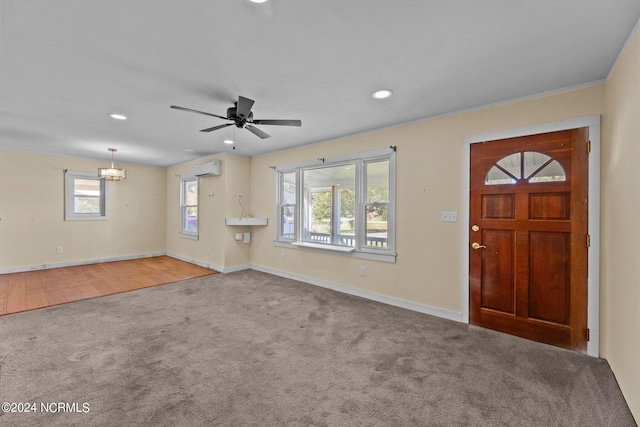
[249,84,605,315]
[165,153,252,271]
[603,27,640,419]
[0,149,166,270]
[222,153,252,268]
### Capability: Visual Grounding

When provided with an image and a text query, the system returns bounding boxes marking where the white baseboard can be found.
[0,252,166,274]
[221,264,252,274]
[164,253,251,274]
[2,251,247,276]
[250,264,463,323]
[1,255,462,325]
[164,252,222,273]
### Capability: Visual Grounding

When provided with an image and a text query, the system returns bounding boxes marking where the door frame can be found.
[461,115,600,356]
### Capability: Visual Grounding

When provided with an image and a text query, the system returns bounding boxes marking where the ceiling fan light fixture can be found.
[98,148,126,181]
[372,89,393,99]
[170,95,301,141]
[109,113,127,120]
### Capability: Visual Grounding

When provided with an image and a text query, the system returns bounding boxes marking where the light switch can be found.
[441,211,458,222]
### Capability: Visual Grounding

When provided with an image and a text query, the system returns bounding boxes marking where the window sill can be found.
[65,214,109,221]
[180,233,199,241]
[291,241,355,252]
[275,241,396,263]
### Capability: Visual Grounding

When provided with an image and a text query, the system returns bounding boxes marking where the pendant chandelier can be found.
[98,148,126,181]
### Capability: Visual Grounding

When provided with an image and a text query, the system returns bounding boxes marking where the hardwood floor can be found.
[0,256,216,316]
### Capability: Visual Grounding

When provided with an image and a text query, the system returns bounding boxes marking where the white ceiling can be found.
[1,1,638,167]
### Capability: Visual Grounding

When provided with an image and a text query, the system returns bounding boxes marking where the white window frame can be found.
[180,175,199,240]
[275,147,396,263]
[278,170,297,242]
[64,170,108,221]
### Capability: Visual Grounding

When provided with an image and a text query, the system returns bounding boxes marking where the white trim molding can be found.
[462,115,601,357]
[607,16,640,81]
[251,264,463,323]
[165,252,222,273]
[64,169,109,221]
[0,252,166,274]
[221,264,252,274]
[1,252,248,276]
[164,253,249,274]
[274,147,397,263]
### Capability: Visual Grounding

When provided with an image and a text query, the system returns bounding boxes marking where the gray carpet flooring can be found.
[0,270,635,426]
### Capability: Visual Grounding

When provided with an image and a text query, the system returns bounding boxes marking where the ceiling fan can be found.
[170,96,301,139]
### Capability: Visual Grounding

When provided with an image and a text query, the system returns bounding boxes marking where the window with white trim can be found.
[64,170,108,221]
[276,147,396,262]
[180,176,199,240]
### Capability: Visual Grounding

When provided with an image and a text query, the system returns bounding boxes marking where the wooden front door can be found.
[469,128,589,351]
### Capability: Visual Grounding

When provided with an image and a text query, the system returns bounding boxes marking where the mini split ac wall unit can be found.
[192,160,221,177]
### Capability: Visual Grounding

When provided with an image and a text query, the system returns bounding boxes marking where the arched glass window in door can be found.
[485,151,566,185]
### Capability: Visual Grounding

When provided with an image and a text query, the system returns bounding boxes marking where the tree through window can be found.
[276,147,396,262]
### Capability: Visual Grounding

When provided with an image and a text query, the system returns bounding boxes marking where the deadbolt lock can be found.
[471,225,480,232]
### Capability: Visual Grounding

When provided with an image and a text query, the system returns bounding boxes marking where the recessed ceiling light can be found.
[250,0,268,3]
[224,140,234,145]
[109,113,127,120]
[184,149,194,152]
[372,89,393,99]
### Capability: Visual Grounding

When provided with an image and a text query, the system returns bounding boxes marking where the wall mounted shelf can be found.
[225,217,268,226]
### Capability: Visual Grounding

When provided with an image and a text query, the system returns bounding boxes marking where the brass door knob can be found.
[471,242,487,250]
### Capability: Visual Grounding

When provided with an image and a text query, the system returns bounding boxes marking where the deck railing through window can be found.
[282,233,387,248]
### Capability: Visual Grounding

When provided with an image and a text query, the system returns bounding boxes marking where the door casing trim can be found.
[462,115,600,357]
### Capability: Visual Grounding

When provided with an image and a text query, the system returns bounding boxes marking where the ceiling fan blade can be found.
[200,123,233,133]
[170,105,228,120]
[245,124,271,139]
[251,119,302,127]
[236,96,254,119]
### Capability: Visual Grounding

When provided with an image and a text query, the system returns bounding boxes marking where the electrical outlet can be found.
[280,252,286,261]
[237,193,243,200]
[359,266,366,277]
[56,246,63,254]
